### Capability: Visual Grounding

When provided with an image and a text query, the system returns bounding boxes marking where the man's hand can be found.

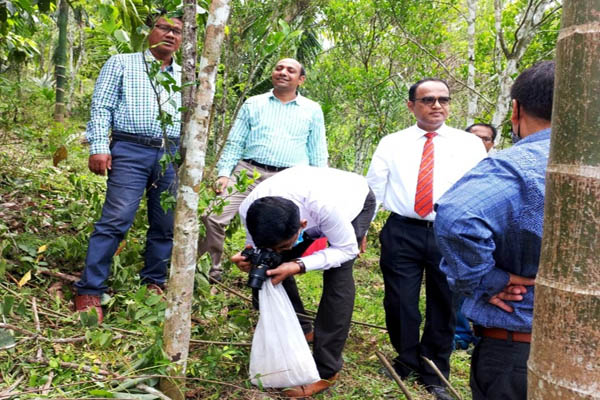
[89,154,112,175]
[231,250,252,273]
[266,261,302,285]
[358,235,367,256]
[214,176,229,194]
[488,273,536,312]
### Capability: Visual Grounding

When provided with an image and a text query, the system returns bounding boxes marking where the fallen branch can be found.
[0,323,85,343]
[207,274,388,331]
[41,371,54,395]
[32,297,43,360]
[37,267,80,283]
[137,383,172,400]
[375,350,414,400]
[421,355,462,400]
[0,375,25,399]
[26,357,119,378]
[189,338,251,347]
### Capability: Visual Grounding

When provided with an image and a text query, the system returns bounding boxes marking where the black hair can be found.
[465,123,498,141]
[510,61,555,121]
[246,197,301,249]
[145,8,183,28]
[408,78,450,101]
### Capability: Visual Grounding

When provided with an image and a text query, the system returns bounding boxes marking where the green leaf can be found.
[89,389,115,397]
[114,29,130,44]
[0,329,15,349]
[1,295,14,316]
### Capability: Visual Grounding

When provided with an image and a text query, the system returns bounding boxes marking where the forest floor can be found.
[0,126,473,399]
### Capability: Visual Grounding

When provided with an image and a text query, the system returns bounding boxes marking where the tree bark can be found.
[491,0,554,146]
[466,0,477,126]
[528,2,600,398]
[53,0,69,122]
[160,0,231,399]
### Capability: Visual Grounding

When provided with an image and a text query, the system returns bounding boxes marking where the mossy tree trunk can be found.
[160,0,231,399]
[528,1,600,398]
[53,0,68,122]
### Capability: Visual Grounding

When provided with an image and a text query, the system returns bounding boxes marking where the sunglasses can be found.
[414,96,451,106]
[155,24,182,36]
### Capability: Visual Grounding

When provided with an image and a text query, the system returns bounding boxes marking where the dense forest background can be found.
[0,0,562,399]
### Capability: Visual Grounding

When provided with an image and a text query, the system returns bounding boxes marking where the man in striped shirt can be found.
[199,58,328,291]
[73,12,182,323]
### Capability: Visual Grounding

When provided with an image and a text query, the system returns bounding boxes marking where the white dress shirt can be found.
[239,166,370,271]
[367,123,487,221]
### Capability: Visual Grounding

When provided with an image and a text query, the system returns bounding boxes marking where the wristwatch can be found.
[294,258,306,274]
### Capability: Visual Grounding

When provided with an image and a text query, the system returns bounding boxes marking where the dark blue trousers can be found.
[75,140,177,295]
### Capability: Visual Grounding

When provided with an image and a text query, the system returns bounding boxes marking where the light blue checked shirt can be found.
[86,50,182,155]
[216,91,328,177]
[435,129,551,332]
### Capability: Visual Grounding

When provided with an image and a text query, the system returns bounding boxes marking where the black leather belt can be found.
[393,213,434,228]
[112,131,179,148]
[243,159,288,172]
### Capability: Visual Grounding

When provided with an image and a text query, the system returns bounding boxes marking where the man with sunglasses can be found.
[367,78,486,399]
[73,11,183,323]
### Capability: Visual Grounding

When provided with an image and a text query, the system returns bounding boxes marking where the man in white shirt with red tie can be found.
[367,78,486,400]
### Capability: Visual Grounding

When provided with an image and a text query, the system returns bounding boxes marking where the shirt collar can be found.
[143,49,181,73]
[268,89,303,105]
[413,123,450,139]
[514,128,551,146]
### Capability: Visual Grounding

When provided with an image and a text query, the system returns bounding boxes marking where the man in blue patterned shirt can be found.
[73,12,183,323]
[435,61,555,400]
[198,58,328,290]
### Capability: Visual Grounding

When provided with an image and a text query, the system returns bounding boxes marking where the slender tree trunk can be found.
[491,0,553,146]
[528,2,600,398]
[53,0,68,122]
[466,0,477,125]
[66,11,85,114]
[160,0,231,398]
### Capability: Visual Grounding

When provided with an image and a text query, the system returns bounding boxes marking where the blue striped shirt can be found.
[216,91,328,177]
[86,50,182,155]
[435,129,551,332]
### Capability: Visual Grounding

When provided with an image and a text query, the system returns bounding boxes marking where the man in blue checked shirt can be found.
[198,58,328,293]
[73,11,183,324]
[435,61,555,400]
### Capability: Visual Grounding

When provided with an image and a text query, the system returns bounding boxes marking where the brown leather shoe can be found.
[74,294,103,324]
[146,283,166,296]
[283,373,339,398]
[304,331,314,344]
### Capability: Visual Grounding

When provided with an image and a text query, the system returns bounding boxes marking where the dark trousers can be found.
[279,190,376,379]
[75,140,177,295]
[379,213,456,387]
[471,337,529,400]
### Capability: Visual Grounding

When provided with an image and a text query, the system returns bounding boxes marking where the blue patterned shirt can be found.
[86,50,182,155]
[216,90,328,177]
[434,128,551,332]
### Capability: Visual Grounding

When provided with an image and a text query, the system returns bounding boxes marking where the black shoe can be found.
[426,385,453,400]
[208,268,222,283]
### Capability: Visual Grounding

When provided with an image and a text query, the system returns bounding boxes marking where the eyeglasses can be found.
[154,24,182,36]
[414,96,451,106]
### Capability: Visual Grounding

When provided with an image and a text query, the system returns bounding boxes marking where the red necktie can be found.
[414,132,437,218]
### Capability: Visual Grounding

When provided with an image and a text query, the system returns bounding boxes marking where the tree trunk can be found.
[491,0,554,146]
[528,2,600,399]
[160,0,231,398]
[53,0,68,122]
[466,0,477,125]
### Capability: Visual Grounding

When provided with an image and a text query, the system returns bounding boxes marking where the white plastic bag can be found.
[249,279,320,388]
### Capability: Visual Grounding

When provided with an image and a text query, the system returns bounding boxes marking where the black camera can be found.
[242,247,283,290]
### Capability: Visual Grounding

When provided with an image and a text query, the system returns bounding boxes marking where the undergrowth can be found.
[0,125,473,399]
